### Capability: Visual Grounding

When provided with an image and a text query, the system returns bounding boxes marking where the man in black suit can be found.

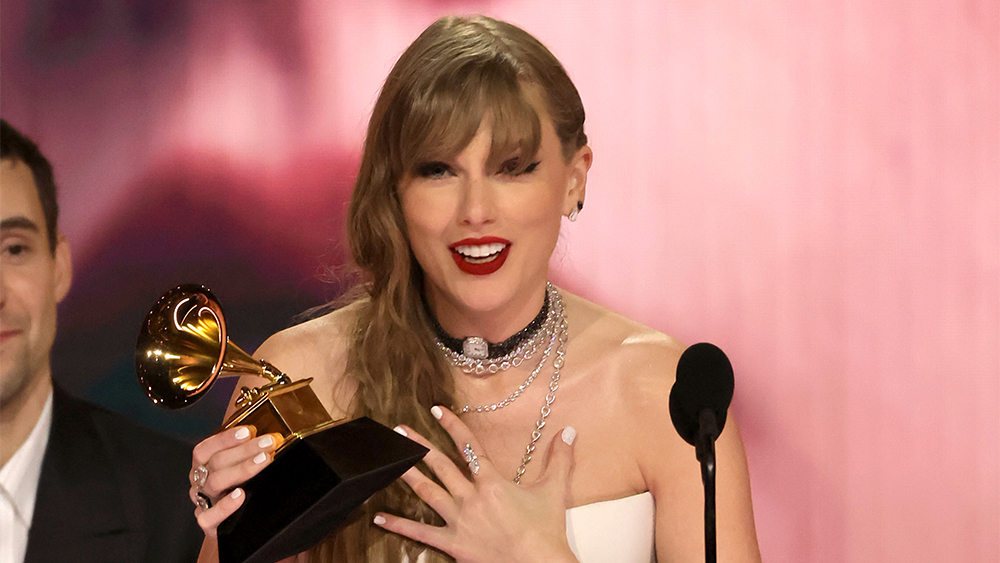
[0,119,202,562]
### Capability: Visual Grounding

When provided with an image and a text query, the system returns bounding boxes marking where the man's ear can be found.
[53,233,72,303]
[564,145,593,216]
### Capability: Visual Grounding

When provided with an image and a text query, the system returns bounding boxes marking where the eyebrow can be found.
[0,216,42,232]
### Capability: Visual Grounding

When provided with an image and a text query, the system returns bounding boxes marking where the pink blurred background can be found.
[2,0,997,561]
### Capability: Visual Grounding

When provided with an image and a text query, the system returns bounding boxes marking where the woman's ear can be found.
[564,145,593,217]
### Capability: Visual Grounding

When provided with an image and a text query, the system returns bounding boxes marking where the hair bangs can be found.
[483,81,541,174]
[397,60,541,177]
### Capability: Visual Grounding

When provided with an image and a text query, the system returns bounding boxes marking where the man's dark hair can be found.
[1,119,59,254]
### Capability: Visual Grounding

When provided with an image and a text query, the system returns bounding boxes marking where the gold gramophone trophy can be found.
[136,285,427,563]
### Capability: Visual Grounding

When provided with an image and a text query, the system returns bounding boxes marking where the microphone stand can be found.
[695,409,718,563]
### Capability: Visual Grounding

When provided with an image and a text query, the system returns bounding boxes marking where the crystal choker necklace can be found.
[456,289,565,413]
[431,282,558,375]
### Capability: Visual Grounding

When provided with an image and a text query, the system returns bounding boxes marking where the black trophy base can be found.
[217,417,428,563]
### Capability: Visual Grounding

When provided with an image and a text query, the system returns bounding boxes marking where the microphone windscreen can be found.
[669,342,735,446]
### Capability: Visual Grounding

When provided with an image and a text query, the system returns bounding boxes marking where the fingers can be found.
[208,432,282,470]
[429,405,497,479]
[192,425,256,468]
[195,488,246,538]
[193,431,283,500]
[200,445,277,500]
[537,426,577,497]
[373,511,452,555]
[189,425,283,541]
[399,465,458,522]
[395,425,474,497]
[201,434,282,496]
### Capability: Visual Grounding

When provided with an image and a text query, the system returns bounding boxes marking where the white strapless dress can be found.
[566,491,655,563]
[408,491,655,562]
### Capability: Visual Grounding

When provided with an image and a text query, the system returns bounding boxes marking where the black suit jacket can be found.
[24,386,202,563]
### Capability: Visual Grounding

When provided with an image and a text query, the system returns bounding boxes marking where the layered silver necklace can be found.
[513,311,566,484]
[433,283,568,484]
[434,283,560,376]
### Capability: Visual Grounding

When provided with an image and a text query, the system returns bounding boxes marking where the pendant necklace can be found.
[431,282,559,376]
[430,283,568,483]
[454,289,564,413]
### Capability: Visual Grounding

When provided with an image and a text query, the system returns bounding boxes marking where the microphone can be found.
[669,342,735,447]
[668,342,735,563]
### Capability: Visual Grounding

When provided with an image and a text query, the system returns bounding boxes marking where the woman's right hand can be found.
[189,425,283,538]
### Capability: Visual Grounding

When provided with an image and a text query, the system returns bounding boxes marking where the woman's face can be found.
[399,102,591,336]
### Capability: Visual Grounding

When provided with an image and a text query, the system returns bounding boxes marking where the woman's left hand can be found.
[373,405,580,563]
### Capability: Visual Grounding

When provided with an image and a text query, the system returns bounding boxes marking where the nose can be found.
[457,173,497,228]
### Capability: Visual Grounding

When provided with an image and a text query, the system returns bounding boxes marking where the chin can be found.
[451,271,544,312]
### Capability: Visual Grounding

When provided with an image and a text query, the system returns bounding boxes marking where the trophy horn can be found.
[136,284,285,409]
[134,284,429,563]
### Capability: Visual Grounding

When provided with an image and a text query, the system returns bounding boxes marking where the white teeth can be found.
[454,243,505,258]
[455,242,505,262]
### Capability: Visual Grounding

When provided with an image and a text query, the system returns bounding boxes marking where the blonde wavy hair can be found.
[308,15,587,562]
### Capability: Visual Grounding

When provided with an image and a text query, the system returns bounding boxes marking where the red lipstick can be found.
[449,237,511,276]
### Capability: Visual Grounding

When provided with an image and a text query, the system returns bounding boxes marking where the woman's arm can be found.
[648,414,760,562]
[194,312,354,562]
[628,346,761,563]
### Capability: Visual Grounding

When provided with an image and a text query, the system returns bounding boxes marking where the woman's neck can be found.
[426,283,549,344]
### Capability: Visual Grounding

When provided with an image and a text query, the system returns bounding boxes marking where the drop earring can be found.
[568,200,583,222]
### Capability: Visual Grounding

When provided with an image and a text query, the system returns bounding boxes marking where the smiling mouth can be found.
[452,242,506,264]
[449,239,511,275]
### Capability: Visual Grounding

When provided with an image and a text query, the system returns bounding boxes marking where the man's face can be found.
[0,158,71,406]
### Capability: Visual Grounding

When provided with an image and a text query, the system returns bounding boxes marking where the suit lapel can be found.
[24,387,144,563]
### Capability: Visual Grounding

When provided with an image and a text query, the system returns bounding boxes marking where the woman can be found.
[191,15,761,563]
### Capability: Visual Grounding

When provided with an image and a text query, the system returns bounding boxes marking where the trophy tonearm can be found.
[135,284,338,452]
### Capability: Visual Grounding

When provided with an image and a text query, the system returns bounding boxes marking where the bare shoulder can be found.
[555,290,691,498]
[560,290,688,454]
[562,290,760,560]
[254,302,358,373]
[239,300,363,419]
[562,290,686,398]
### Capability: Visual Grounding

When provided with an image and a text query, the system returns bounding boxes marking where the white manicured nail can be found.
[373,514,386,525]
[253,452,268,464]
[430,406,443,420]
[231,488,243,499]
[234,427,250,440]
[258,435,274,448]
[562,426,577,446]
[393,425,408,437]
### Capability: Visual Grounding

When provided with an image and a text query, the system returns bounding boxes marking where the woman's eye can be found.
[498,158,519,175]
[499,159,539,176]
[416,162,451,179]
